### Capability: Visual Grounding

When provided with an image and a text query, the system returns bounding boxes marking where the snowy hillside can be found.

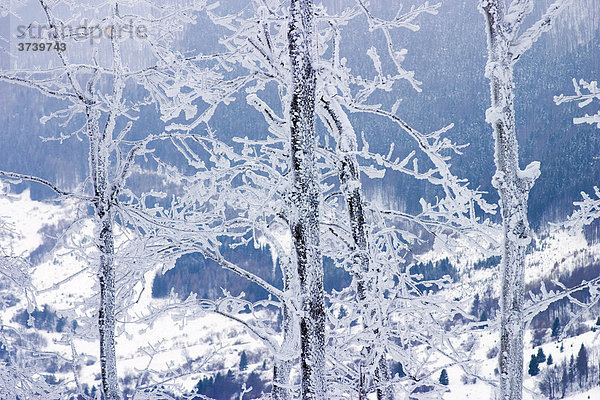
[2,185,600,399]
[0,190,270,395]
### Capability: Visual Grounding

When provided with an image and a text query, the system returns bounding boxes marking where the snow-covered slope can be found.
[2,191,600,398]
[0,190,269,393]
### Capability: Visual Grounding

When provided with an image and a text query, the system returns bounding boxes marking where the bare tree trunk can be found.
[272,300,293,400]
[88,105,121,400]
[481,2,540,399]
[288,1,326,399]
[320,98,393,400]
[273,257,295,400]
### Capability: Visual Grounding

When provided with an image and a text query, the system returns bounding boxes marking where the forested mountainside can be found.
[1,0,598,227]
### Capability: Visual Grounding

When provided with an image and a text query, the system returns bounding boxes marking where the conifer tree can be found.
[537,348,546,364]
[471,294,480,317]
[529,354,540,376]
[576,344,588,385]
[569,355,575,388]
[239,351,248,372]
[552,317,561,338]
[439,369,449,386]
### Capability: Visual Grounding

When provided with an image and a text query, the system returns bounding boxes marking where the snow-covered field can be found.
[2,189,600,398]
[441,328,600,400]
[0,190,267,393]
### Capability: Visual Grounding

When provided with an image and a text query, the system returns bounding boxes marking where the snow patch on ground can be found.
[0,192,268,393]
[0,189,72,257]
[526,230,600,284]
[3,193,600,397]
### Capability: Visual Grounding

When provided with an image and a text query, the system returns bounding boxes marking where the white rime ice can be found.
[555,78,600,129]
[555,78,600,232]
[288,1,326,399]
[317,97,393,400]
[6,0,593,398]
[0,1,210,398]
[479,1,571,399]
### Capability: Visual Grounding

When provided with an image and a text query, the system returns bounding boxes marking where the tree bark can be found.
[288,1,326,399]
[320,98,393,400]
[481,2,540,399]
[272,300,293,400]
[89,104,121,400]
[272,257,295,400]
[98,209,119,400]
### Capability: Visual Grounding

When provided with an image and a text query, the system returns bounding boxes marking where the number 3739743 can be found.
[17,42,66,51]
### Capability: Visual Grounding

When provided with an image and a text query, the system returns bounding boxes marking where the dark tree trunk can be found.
[288,1,326,399]
[481,2,540,399]
[320,98,393,400]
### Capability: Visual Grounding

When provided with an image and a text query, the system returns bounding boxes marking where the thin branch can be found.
[0,170,94,200]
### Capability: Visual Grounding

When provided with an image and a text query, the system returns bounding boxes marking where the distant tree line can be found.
[152,246,351,302]
[13,304,76,333]
[537,343,599,399]
[473,256,501,271]
[192,370,266,400]
[411,258,459,293]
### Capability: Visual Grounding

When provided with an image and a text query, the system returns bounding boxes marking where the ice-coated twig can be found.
[554,78,600,229]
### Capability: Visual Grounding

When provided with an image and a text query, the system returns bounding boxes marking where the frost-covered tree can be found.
[479,1,573,399]
[160,1,324,396]
[0,184,35,312]
[313,3,496,397]
[0,210,51,398]
[287,1,326,399]
[0,1,213,398]
[168,2,499,400]
[555,78,600,231]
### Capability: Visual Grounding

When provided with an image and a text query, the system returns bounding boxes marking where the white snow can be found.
[0,191,268,393]
[3,180,600,398]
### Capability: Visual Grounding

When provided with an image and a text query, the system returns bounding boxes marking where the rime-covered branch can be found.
[510,0,573,62]
[0,170,94,200]
[554,78,600,230]
[555,78,600,128]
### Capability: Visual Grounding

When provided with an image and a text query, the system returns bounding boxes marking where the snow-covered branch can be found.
[555,77,600,231]
[0,170,94,200]
[555,78,600,128]
[510,0,573,62]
